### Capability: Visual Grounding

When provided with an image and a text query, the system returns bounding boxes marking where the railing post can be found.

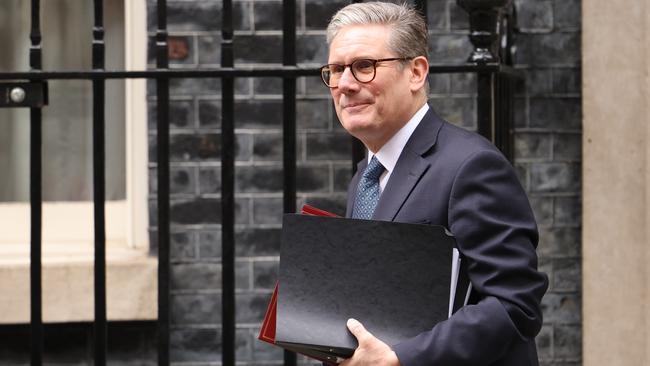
[457,0,512,64]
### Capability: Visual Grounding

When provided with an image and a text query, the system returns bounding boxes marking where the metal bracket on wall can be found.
[0,81,48,108]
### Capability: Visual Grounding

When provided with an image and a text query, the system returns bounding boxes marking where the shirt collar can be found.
[369,103,429,174]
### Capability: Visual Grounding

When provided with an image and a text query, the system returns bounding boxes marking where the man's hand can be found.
[339,318,401,366]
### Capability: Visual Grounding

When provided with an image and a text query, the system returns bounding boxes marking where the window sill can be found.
[0,243,157,324]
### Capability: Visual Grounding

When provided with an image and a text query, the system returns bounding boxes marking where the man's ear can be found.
[409,56,429,92]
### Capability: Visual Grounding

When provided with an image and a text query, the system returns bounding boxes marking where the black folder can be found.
[273,214,470,362]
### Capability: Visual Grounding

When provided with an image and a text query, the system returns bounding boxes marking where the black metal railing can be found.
[0,0,520,365]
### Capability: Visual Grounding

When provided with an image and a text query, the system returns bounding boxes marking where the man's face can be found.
[328,24,416,152]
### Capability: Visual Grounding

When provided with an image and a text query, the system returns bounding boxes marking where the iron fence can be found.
[0,0,520,365]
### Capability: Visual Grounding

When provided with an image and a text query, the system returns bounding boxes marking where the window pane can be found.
[0,0,125,202]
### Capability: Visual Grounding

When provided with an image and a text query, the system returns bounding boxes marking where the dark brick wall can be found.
[0,1,581,365]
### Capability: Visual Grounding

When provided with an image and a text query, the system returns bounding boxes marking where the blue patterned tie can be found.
[352,156,385,220]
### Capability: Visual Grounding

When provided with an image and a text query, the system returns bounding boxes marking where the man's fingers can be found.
[347,318,373,343]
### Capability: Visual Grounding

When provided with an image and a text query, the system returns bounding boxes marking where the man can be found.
[319,2,548,366]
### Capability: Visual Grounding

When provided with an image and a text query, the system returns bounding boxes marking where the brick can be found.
[449,1,470,30]
[426,0,448,31]
[150,133,252,163]
[298,165,331,193]
[237,260,253,290]
[538,226,581,258]
[236,165,284,193]
[517,33,581,67]
[429,97,476,130]
[171,231,197,260]
[171,293,221,325]
[514,133,552,160]
[554,325,582,359]
[530,97,581,130]
[530,162,580,193]
[253,197,283,225]
[553,258,581,292]
[199,166,220,194]
[171,262,221,290]
[297,99,332,130]
[236,292,274,323]
[450,73,476,94]
[513,97,528,128]
[334,163,353,192]
[235,328,254,362]
[306,133,350,160]
[305,0,349,30]
[149,166,196,195]
[253,260,280,289]
[303,75,333,97]
[198,99,221,128]
[253,133,283,161]
[554,196,581,226]
[171,198,221,225]
[553,0,581,30]
[235,100,283,128]
[197,35,221,65]
[234,35,282,64]
[298,34,328,64]
[428,34,472,64]
[170,328,221,362]
[253,77,282,95]
[529,196,553,227]
[148,100,195,130]
[149,1,249,32]
[552,68,581,94]
[254,0,283,31]
[536,325,553,360]
[541,293,581,324]
[553,133,581,161]
[515,0,553,32]
[158,76,249,96]
[428,73,450,95]
[195,230,219,260]
[525,69,554,96]
[235,228,282,257]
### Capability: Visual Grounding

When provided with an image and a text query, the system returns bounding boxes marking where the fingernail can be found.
[347,318,358,326]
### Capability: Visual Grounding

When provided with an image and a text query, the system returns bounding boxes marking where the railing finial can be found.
[457,0,514,64]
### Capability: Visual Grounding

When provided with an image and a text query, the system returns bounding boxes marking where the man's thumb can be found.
[347,318,371,341]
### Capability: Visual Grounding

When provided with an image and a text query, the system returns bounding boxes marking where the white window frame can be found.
[0,0,148,251]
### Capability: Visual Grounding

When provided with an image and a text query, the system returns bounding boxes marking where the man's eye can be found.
[330,65,345,74]
[354,60,374,73]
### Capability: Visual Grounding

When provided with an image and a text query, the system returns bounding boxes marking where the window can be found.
[0,0,153,323]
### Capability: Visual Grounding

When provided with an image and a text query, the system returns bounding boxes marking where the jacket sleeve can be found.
[392,149,548,365]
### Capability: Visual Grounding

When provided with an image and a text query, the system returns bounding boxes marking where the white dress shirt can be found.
[368,103,430,192]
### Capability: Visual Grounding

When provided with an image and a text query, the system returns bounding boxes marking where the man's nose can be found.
[337,67,360,93]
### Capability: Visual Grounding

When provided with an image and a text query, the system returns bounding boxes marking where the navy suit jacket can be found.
[345,109,548,366]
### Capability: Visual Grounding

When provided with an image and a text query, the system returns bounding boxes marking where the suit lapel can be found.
[372,109,444,221]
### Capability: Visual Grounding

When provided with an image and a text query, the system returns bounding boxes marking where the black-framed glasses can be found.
[320,57,412,88]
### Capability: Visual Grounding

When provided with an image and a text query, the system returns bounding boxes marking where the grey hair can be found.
[326,2,429,60]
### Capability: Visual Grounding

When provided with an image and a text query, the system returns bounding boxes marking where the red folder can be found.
[258,205,340,364]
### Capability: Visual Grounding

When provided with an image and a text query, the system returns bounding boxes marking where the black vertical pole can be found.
[91,1,107,365]
[221,0,236,364]
[476,72,495,143]
[156,0,171,365]
[29,1,43,365]
[282,2,297,364]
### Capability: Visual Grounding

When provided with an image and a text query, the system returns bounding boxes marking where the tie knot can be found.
[363,156,385,181]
